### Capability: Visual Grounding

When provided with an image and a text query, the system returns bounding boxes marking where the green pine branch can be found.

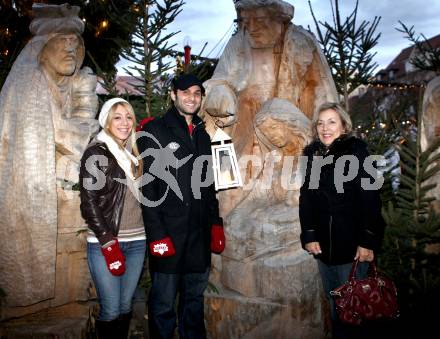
[397,21,440,74]
[115,0,184,118]
[309,0,381,110]
[379,88,440,329]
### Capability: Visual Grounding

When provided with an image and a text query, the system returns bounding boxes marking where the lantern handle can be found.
[214,117,226,129]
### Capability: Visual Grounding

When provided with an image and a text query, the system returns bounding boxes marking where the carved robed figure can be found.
[202,1,339,337]
[0,3,98,306]
[203,0,338,216]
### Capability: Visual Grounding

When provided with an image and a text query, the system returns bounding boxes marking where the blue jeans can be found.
[318,260,369,339]
[87,240,146,321]
[148,268,210,339]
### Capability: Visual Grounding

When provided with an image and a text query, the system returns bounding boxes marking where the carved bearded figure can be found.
[203,0,338,216]
[202,1,339,337]
[0,3,98,306]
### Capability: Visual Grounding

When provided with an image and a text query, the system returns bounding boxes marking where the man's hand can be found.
[211,224,226,254]
[150,237,176,257]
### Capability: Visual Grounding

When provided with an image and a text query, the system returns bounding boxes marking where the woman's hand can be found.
[305,242,322,255]
[355,246,374,262]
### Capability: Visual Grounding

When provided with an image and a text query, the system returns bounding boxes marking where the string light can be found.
[367,81,427,90]
[94,19,109,37]
[354,80,424,136]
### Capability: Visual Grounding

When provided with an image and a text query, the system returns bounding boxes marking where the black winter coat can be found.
[137,107,222,273]
[299,135,385,265]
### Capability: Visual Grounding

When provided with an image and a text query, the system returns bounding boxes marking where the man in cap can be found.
[0,3,98,307]
[138,73,225,339]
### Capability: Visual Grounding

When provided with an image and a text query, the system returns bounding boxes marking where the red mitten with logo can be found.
[150,237,176,257]
[101,239,126,276]
[211,224,225,254]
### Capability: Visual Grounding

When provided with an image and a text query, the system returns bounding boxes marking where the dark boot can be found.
[117,312,132,339]
[95,319,119,339]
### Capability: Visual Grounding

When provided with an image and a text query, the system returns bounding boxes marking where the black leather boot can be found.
[117,312,132,339]
[95,319,119,339]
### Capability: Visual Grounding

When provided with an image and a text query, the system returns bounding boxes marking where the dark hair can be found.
[171,73,205,95]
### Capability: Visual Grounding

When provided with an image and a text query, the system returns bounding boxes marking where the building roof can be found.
[384,34,440,79]
[96,75,144,96]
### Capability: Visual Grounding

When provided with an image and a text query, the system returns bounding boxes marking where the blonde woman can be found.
[79,98,144,338]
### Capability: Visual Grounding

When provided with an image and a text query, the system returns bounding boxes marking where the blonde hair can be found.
[311,102,353,140]
[104,102,143,178]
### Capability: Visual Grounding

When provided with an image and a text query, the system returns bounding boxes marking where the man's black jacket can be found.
[137,107,222,273]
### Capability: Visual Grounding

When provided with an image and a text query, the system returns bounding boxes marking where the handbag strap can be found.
[348,259,378,282]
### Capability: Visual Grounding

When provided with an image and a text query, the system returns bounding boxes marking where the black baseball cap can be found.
[171,73,205,94]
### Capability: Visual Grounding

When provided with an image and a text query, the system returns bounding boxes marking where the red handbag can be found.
[330,260,399,325]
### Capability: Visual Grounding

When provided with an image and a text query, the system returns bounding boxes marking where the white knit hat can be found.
[98,97,130,128]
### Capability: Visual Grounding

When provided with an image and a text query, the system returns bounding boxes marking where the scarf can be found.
[96,130,139,181]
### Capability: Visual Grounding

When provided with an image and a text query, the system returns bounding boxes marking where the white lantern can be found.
[211,128,242,191]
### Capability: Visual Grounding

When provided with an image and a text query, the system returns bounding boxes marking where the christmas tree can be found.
[0,0,138,90]
[119,0,184,118]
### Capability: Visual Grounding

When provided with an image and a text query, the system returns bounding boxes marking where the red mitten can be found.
[211,224,225,254]
[101,239,126,276]
[150,237,176,257]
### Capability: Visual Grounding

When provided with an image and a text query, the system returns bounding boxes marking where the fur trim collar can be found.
[304,135,366,156]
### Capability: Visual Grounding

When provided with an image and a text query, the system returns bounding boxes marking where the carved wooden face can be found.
[240,8,283,49]
[40,34,79,80]
[258,118,290,148]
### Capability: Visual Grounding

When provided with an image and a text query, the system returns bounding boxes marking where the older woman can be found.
[299,102,385,339]
[79,98,145,338]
